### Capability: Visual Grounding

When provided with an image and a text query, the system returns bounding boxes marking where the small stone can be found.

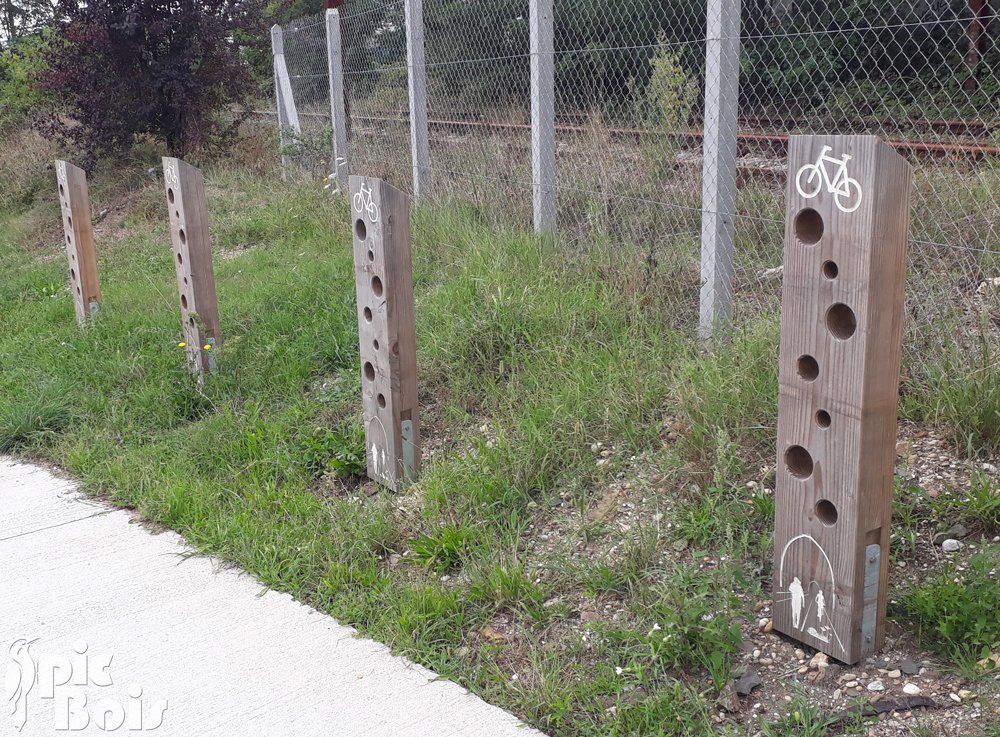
[867,680,885,692]
[734,671,763,696]
[903,683,921,696]
[763,620,773,634]
[833,689,842,700]
[942,539,963,553]
[758,618,769,629]
[887,669,901,679]
[797,666,808,675]
[716,681,741,712]
[841,673,858,681]
[934,525,969,545]
[899,660,920,676]
[845,681,859,688]
[950,693,962,704]
[671,539,689,552]
[794,649,806,660]
[958,689,976,701]
[758,658,773,666]
[809,652,829,669]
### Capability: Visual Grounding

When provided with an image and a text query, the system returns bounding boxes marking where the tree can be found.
[1,0,56,49]
[40,0,275,163]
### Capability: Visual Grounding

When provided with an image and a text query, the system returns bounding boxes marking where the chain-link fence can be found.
[272,0,999,365]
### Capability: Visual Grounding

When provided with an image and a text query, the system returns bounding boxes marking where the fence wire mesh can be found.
[275,0,999,364]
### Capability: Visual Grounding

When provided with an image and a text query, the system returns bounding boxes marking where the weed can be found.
[409,524,478,572]
[300,423,366,479]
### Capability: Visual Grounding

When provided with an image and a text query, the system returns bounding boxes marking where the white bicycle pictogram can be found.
[353,183,379,223]
[795,145,863,214]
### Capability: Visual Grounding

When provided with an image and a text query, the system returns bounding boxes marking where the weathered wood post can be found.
[350,175,420,489]
[773,135,912,664]
[56,160,101,324]
[163,158,222,378]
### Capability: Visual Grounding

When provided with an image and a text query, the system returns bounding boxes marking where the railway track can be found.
[252,109,1000,159]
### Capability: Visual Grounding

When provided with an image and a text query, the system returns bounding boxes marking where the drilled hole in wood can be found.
[66,234,72,245]
[179,228,187,245]
[815,409,832,428]
[822,260,839,279]
[70,268,76,281]
[784,445,814,479]
[363,361,375,381]
[363,306,373,322]
[367,249,375,262]
[377,393,386,409]
[76,286,81,295]
[797,354,819,381]
[59,184,65,197]
[373,338,380,351]
[67,215,73,228]
[175,210,180,219]
[189,316,196,327]
[168,188,175,204]
[826,303,857,340]
[815,499,838,526]
[371,275,383,297]
[354,218,367,241]
[177,251,183,265]
[181,294,188,309]
[794,208,823,245]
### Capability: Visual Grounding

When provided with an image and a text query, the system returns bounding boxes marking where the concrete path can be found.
[0,458,542,736]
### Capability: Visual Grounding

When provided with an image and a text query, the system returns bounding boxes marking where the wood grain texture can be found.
[350,176,420,491]
[772,135,912,664]
[56,161,101,325]
[163,158,222,377]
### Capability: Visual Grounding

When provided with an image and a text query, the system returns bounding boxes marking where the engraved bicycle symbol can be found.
[353,182,379,223]
[795,145,863,214]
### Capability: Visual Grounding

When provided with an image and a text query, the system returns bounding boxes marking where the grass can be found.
[1,126,999,735]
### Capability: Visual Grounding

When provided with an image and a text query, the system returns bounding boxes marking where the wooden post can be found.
[272,24,301,175]
[350,175,420,489]
[404,0,431,198]
[773,135,912,664]
[56,160,101,324]
[326,7,350,188]
[163,158,222,378]
[530,0,555,233]
[698,0,741,339]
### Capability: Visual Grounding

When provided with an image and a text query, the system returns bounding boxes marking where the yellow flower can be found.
[178,342,186,348]
[203,344,212,350]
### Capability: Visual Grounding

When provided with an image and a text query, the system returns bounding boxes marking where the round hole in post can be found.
[176,251,183,266]
[59,184,65,197]
[363,361,375,381]
[815,409,832,428]
[826,303,857,340]
[815,499,838,526]
[354,218,367,241]
[179,228,187,245]
[183,277,188,285]
[784,445,814,479]
[181,294,188,309]
[70,268,76,281]
[168,188,175,205]
[794,208,824,245]
[797,354,819,382]
[188,316,196,327]
[66,234,72,246]
[367,249,375,262]
[363,306,373,323]
[67,215,73,228]
[373,338,380,351]
[371,275,383,297]
[76,286,81,295]
[377,393,386,409]
[822,260,839,279]
[175,210,180,220]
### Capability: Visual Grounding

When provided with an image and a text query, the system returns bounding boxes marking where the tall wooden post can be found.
[56,160,101,324]
[350,175,420,490]
[163,158,221,379]
[773,135,912,664]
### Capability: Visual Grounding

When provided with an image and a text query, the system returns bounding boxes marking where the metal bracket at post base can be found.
[401,419,416,483]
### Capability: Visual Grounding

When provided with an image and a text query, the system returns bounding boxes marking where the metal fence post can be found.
[404,0,431,198]
[530,0,556,233]
[698,0,741,339]
[326,8,350,187]
[271,23,301,176]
